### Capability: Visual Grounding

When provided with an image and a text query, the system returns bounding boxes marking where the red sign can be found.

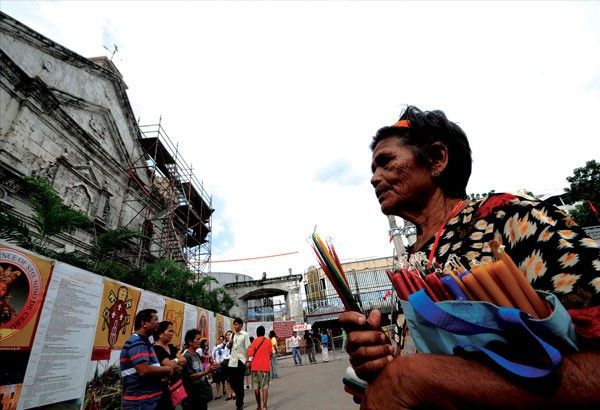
[272,320,296,339]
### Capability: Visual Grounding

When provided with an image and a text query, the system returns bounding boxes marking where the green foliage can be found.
[97,259,141,287]
[141,259,193,301]
[568,205,595,227]
[139,260,234,315]
[563,160,600,226]
[564,160,600,203]
[0,208,32,247]
[91,227,142,260]
[190,280,236,314]
[24,176,91,249]
[3,176,235,316]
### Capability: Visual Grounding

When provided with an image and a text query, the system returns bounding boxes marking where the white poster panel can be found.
[18,262,103,409]
[246,321,273,338]
[208,311,216,347]
[137,290,166,320]
[182,304,198,348]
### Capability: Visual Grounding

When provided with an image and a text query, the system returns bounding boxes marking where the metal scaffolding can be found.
[124,121,213,277]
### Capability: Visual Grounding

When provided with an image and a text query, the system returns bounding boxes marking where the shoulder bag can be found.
[169,378,188,407]
[400,290,578,379]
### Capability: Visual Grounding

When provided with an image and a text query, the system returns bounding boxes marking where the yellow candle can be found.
[472,265,513,308]
[487,261,538,318]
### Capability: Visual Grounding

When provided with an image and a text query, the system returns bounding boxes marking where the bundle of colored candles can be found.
[388,240,550,319]
[311,232,363,314]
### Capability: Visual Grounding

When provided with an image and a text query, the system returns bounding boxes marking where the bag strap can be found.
[255,336,267,353]
[409,290,504,335]
[409,289,562,378]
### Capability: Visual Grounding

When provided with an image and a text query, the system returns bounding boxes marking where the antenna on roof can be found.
[102,44,119,60]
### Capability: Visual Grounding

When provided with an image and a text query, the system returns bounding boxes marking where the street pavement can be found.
[208,350,358,410]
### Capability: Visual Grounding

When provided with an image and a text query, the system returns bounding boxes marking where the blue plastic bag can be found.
[400,290,578,378]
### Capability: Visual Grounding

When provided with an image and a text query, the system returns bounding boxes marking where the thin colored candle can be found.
[490,241,550,318]
[447,270,474,300]
[387,270,410,300]
[487,261,538,318]
[424,273,451,301]
[402,269,419,294]
[409,270,440,302]
[461,272,495,303]
[471,265,513,307]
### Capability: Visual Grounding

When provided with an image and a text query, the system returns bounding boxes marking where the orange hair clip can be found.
[392,119,410,128]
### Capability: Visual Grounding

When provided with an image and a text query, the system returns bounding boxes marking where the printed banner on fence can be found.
[198,308,210,342]
[209,311,216,345]
[215,314,225,343]
[183,303,198,345]
[0,245,54,410]
[163,298,184,346]
[137,290,166,321]
[93,279,141,354]
[0,245,54,348]
[19,262,103,409]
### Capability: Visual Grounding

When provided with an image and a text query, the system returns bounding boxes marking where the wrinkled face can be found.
[371,138,433,215]
[160,324,175,343]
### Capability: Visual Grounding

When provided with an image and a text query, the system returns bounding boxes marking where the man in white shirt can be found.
[287,331,303,366]
[227,317,250,410]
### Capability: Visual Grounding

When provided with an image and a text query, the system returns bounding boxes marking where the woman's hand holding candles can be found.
[339,309,396,382]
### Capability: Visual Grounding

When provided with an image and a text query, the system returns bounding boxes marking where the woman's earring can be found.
[432,170,440,177]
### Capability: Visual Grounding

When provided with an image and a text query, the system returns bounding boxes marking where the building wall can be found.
[303,256,395,316]
[209,272,254,287]
[0,14,152,252]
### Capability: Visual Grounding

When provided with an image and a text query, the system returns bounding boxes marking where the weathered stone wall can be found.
[0,13,152,252]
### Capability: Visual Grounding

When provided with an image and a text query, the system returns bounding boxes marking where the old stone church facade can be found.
[0,12,212,272]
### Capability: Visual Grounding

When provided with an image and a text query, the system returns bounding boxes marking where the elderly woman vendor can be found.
[340,106,600,409]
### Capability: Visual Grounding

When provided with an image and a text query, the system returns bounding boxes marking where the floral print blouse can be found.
[410,193,600,310]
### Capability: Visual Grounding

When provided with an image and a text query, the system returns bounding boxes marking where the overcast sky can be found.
[2,1,599,279]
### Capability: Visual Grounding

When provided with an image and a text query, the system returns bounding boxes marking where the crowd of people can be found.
[285,328,344,365]
[118,310,347,410]
[119,314,254,410]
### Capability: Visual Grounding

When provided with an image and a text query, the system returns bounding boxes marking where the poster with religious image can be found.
[229,317,235,333]
[163,298,184,347]
[0,245,54,348]
[0,383,21,410]
[215,314,225,344]
[0,245,54,410]
[92,279,141,356]
[198,307,210,341]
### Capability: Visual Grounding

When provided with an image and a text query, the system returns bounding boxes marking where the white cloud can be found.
[2,1,599,278]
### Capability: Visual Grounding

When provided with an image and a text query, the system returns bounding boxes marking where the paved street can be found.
[208,351,358,410]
